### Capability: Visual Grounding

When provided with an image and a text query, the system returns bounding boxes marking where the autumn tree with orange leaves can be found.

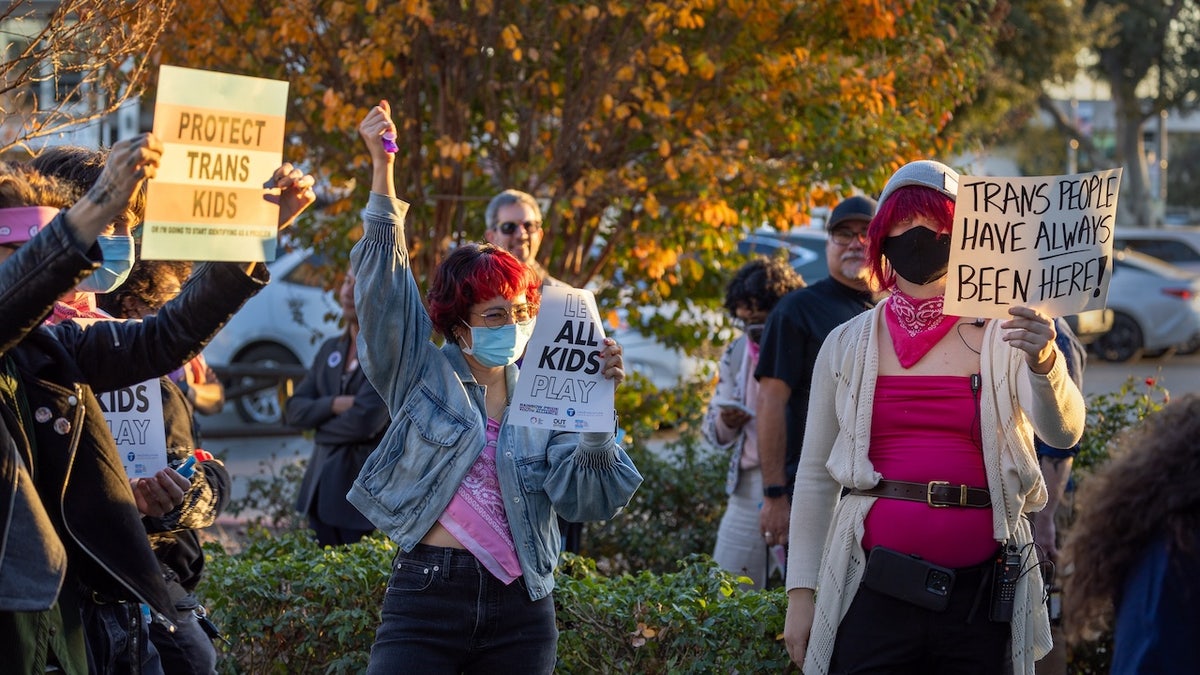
[155,0,1001,344]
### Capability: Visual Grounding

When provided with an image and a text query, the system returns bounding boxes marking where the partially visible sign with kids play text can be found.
[944,168,1122,319]
[73,320,167,478]
[142,65,288,262]
[508,286,615,432]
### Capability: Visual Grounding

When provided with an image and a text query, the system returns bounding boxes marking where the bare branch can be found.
[0,0,178,155]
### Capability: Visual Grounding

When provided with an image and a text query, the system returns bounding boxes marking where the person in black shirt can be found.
[754,195,880,551]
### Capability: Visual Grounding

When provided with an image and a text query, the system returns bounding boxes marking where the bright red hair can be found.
[866,185,957,289]
[427,243,541,338]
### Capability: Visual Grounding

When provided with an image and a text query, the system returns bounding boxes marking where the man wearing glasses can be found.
[753,195,881,557]
[484,189,565,287]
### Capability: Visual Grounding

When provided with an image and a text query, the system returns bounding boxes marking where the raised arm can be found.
[0,135,162,353]
[349,101,424,412]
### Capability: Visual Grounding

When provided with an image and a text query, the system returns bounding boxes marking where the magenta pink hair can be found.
[866,185,956,289]
[427,243,541,338]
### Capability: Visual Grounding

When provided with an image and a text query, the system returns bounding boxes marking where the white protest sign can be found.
[96,381,168,479]
[73,319,168,478]
[142,65,289,262]
[945,168,1122,319]
[508,286,615,432]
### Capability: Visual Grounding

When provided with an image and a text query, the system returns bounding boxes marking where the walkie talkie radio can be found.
[990,546,1022,622]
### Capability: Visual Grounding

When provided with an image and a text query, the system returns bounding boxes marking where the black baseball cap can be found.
[826,195,877,231]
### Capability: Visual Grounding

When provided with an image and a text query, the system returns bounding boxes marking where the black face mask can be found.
[882,226,951,285]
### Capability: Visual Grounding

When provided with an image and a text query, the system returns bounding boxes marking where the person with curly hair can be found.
[1061,393,1200,671]
[702,256,804,588]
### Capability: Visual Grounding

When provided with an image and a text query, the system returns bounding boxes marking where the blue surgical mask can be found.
[77,235,135,293]
[461,319,536,367]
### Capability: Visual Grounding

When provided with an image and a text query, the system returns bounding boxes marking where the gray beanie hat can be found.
[826,195,877,231]
[877,160,959,210]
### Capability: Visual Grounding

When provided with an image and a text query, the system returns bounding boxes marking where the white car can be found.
[1090,249,1200,362]
[203,248,342,424]
[1113,226,1200,274]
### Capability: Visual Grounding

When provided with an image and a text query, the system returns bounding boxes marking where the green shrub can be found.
[200,529,393,674]
[222,450,309,533]
[199,529,793,673]
[555,554,795,674]
[201,374,1165,673]
[1073,376,1169,479]
[584,429,727,576]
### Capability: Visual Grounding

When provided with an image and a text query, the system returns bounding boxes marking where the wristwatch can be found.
[763,484,789,499]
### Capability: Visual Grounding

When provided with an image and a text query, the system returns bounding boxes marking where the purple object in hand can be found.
[381,131,398,154]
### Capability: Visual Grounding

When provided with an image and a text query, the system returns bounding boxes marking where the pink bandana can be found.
[884,288,960,368]
[47,295,109,325]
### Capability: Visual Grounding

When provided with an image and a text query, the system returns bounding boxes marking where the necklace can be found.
[884,287,960,368]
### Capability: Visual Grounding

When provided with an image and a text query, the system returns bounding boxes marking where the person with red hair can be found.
[348,101,642,674]
[782,160,1085,675]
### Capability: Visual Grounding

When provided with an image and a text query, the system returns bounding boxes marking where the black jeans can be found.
[830,555,1011,675]
[81,598,164,675]
[149,593,217,675]
[367,544,558,675]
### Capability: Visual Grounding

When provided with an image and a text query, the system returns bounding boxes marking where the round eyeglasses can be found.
[471,302,539,329]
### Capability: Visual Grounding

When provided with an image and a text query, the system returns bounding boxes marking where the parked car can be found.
[1090,249,1200,362]
[203,248,342,424]
[740,228,829,282]
[1113,226,1200,274]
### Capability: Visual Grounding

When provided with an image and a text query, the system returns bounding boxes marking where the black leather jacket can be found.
[1,213,269,623]
[0,213,97,611]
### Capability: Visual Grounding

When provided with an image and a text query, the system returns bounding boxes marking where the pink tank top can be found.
[860,375,996,568]
[438,418,523,583]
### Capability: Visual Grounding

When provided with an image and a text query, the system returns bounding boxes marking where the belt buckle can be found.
[926,480,952,508]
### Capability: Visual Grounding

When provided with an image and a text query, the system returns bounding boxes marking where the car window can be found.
[737,238,791,259]
[283,253,329,288]
[1119,238,1200,265]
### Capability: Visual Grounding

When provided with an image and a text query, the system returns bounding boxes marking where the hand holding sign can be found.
[262,162,317,232]
[598,337,625,387]
[1001,306,1058,374]
[66,133,164,240]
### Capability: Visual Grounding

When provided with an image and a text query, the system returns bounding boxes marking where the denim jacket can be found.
[347,193,642,601]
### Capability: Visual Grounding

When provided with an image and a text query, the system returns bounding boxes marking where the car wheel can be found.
[232,344,301,425]
[1091,312,1144,363]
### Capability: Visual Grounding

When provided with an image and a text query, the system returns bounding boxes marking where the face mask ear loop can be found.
[457,321,474,355]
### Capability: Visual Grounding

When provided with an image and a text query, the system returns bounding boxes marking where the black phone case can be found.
[862,547,956,612]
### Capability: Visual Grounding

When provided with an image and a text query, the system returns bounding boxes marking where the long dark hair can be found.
[1061,393,1200,643]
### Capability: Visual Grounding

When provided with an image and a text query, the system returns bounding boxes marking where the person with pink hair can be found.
[782,160,1085,675]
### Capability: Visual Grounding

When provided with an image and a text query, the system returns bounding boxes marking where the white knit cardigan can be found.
[785,305,1086,675]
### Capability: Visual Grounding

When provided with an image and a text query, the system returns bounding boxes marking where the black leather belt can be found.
[850,479,991,508]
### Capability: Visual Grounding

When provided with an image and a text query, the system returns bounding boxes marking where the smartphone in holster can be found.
[862,546,956,612]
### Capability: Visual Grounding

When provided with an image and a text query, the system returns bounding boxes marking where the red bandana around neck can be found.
[884,288,960,368]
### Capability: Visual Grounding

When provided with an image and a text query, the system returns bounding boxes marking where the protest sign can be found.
[72,319,168,478]
[508,286,615,432]
[142,65,289,262]
[945,168,1122,319]
[96,380,168,480]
